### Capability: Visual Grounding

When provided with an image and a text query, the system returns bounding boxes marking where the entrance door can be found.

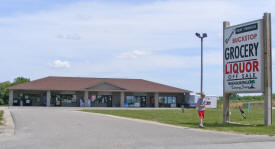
[140,96,147,107]
[150,96,155,107]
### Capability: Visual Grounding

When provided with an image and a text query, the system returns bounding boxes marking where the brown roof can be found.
[8,76,190,93]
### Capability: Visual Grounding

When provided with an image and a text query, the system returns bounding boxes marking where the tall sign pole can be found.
[263,13,272,126]
[223,13,272,126]
[223,21,230,123]
[201,37,203,94]
[195,33,207,94]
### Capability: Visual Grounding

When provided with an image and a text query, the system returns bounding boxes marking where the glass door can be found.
[139,96,147,107]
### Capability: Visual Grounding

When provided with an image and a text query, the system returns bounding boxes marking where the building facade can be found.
[8,76,190,108]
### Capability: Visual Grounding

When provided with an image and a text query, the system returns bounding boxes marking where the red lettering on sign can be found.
[233,63,238,73]
[239,62,245,73]
[246,62,252,72]
[253,61,259,72]
[225,60,259,74]
[232,33,257,43]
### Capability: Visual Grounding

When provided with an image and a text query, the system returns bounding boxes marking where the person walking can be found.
[196,93,206,128]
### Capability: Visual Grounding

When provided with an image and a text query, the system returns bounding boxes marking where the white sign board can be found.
[224,20,263,93]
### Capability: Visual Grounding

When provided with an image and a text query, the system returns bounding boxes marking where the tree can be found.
[12,77,30,85]
[0,77,30,105]
[230,93,240,100]
[0,81,12,104]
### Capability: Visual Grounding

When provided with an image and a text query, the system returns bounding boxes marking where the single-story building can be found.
[8,76,190,107]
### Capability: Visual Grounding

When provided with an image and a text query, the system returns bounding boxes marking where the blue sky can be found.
[0,0,274,96]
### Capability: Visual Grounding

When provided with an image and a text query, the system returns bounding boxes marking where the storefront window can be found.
[125,96,146,107]
[125,96,137,107]
[92,95,112,107]
[159,96,176,107]
[13,94,42,106]
[53,94,77,106]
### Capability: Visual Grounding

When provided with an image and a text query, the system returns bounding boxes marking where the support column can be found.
[84,90,89,107]
[154,92,159,108]
[46,90,51,107]
[263,13,272,126]
[120,92,125,107]
[9,90,13,106]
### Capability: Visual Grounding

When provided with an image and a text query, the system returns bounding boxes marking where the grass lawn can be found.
[81,108,275,136]
[0,110,3,125]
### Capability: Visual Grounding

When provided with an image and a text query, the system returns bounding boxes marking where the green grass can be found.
[81,108,275,136]
[0,110,3,125]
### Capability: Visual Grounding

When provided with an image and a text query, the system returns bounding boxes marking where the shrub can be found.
[0,98,5,105]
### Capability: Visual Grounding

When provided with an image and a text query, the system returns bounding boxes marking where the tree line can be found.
[219,93,275,102]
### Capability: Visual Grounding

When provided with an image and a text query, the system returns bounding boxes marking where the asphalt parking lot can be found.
[0,107,274,149]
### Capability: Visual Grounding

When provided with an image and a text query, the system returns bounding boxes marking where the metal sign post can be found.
[223,13,272,126]
[223,21,231,123]
[263,13,272,126]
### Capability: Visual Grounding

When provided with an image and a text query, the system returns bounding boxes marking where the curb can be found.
[0,107,15,137]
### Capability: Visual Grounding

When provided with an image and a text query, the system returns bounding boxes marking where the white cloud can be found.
[50,60,71,68]
[57,33,81,40]
[117,50,151,59]
[132,50,149,56]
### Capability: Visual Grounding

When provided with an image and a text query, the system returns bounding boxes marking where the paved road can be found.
[0,107,274,149]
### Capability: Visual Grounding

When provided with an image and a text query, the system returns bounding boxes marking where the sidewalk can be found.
[0,107,15,137]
